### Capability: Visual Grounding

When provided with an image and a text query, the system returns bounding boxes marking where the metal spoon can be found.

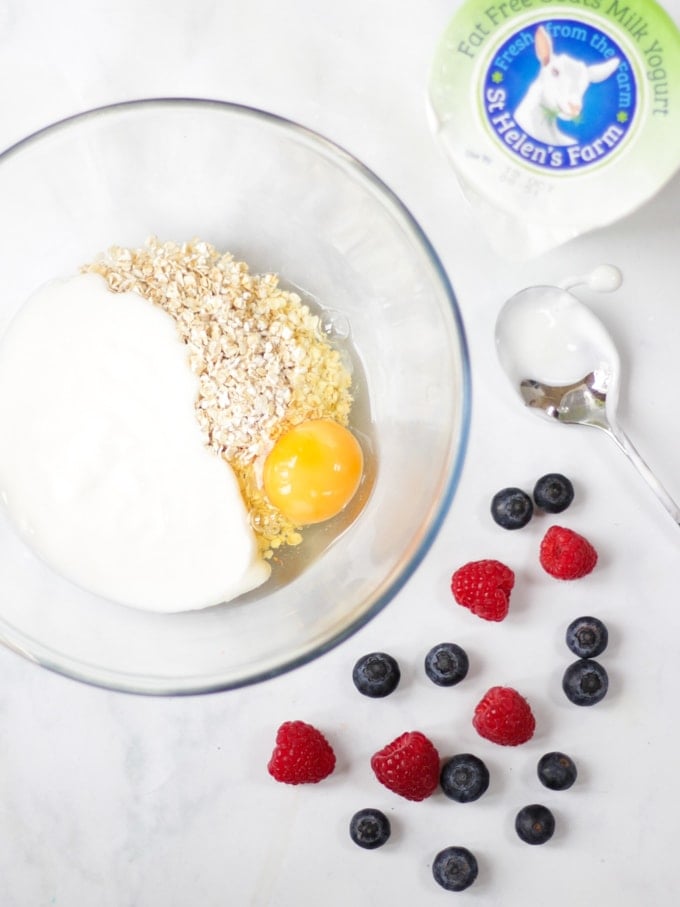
[495,265,680,524]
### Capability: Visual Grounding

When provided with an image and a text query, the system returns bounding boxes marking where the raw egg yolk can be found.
[263,419,363,525]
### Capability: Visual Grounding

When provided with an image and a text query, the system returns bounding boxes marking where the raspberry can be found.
[539,525,598,579]
[267,720,336,784]
[472,686,535,746]
[370,730,440,801]
[451,559,515,621]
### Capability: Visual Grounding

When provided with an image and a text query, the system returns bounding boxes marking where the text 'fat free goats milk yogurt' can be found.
[429,0,680,258]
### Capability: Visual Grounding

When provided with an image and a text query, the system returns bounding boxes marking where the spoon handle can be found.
[607,421,680,525]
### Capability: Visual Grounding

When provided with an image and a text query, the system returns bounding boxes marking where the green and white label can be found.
[429,0,680,256]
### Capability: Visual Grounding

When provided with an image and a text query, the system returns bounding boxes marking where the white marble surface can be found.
[1,1,680,904]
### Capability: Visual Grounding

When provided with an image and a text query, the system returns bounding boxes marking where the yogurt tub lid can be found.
[429,0,680,259]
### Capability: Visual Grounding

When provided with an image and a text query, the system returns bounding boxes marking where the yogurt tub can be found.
[429,0,680,258]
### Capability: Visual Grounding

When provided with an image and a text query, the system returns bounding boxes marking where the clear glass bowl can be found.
[0,99,470,694]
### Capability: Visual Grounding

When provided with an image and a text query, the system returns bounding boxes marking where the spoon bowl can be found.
[495,270,680,526]
[520,370,610,429]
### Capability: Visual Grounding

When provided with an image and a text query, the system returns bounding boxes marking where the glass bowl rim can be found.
[0,97,472,696]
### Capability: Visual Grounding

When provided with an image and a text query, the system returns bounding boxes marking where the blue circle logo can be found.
[482,19,637,171]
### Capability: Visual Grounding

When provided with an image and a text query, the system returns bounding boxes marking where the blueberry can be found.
[440,754,489,803]
[515,804,555,845]
[424,642,469,687]
[490,487,533,529]
[537,752,578,791]
[533,473,574,513]
[352,652,400,698]
[349,808,391,849]
[562,658,608,706]
[432,846,478,891]
[566,616,608,658]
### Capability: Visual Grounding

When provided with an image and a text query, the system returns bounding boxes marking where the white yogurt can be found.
[0,273,270,612]
[495,267,621,390]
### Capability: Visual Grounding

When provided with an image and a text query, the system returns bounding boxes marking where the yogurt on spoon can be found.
[495,265,680,526]
[495,265,622,392]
